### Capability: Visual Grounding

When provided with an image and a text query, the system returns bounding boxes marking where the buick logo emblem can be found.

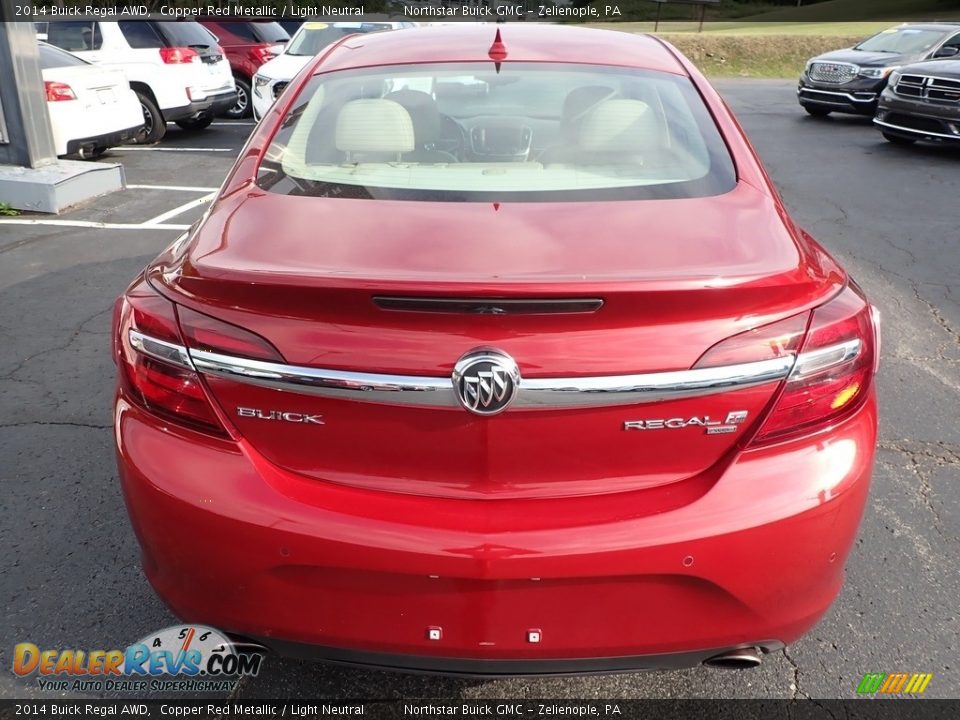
[452,349,520,416]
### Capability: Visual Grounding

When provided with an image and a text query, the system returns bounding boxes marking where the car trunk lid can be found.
[155,182,843,499]
[43,66,128,107]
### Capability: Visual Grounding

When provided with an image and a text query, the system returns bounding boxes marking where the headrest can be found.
[335,99,415,154]
[561,86,617,139]
[577,99,659,153]
[384,89,443,145]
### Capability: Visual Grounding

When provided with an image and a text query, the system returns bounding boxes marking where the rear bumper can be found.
[875,89,960,142]
[251,637,783,677]
[163,91,237,122]
[115,392,876,673]
[64,123,142,156]
[797,78,882,115]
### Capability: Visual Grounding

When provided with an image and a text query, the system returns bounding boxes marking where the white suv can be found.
[252,22,414,120]
[39,20,236,143]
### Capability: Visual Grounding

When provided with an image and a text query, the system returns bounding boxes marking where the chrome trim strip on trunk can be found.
[185,345,796,409]
[129,329,868,410]
[191,348,456,405]
[791,338,861,378]
[128,330,194,369]
[129,329,799,409]
[514,357,795,408]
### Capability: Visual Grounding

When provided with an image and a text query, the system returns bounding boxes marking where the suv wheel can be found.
[804,105,832,117]
[135,91,166,144]
[223,77,252,119]
[882,131,916,145]
[176,114,214,131]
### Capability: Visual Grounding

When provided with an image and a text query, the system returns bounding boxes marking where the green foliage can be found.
[741,0,960,21]
[0,202,19,217]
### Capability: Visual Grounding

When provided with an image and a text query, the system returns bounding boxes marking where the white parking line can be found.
[0,219,189,230]
[142,192,216,227]
[112,147,233,153]
[127,184,219,192]
[211,122,254,127]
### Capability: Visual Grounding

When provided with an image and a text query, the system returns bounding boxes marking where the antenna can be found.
[488,28,508,73]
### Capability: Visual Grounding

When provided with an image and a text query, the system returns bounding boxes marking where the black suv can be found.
[874,60,960,144]
[798,23,960,117]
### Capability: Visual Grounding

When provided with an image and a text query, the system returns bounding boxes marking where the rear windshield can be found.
[39,43,88,69]
[155,21,219,50]
[252,22,290,44]
[855,27,944,54]
[44,21,102,52]
[285,23,394,56]
[257,63,737,203]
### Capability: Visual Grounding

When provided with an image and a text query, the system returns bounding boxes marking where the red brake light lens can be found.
[115,279,227,437]
[751,286,877,445]
[694,313,808,369]
[693,286,878,446]
[159,47,199,64]
[177,306,283,362]
[44,81,77,102]
[250,45,274,64]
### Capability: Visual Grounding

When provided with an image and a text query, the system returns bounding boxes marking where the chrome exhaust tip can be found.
[703,647,763,670]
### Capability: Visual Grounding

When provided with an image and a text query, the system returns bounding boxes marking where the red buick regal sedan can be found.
[113,24,880,675]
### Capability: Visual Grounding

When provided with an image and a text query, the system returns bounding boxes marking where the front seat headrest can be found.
[335,99,416,155]
[578,99,660,154]
[384,89,443,146]
[561,86,617,141]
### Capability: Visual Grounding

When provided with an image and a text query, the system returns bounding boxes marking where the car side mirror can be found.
[933,46,960,59]
[267,43,285,57]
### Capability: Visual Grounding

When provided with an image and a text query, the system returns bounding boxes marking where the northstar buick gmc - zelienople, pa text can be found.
[113,24,880,675]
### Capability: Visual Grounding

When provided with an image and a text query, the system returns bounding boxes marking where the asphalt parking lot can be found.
[1,79,958,700]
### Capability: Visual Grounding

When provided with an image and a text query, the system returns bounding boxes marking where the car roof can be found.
[896,22,960,32]
[313,24,687,76]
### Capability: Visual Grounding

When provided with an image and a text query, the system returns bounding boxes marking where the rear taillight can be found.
[250,45,274,64]
[694,284,878,445]
[114,278,227,437]
[752,285,877,444]
[159,47,198,64]
[177,306,283,362]
[44,81,76,102]
[695,313,808,368]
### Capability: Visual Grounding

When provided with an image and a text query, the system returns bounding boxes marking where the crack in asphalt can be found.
[782,647,803,700]
[912,284,960,354]
[878,439,960,542]
[784,646,844,716]
[0,305,114,381]
[0,421,111,430]
[211,674,251,717]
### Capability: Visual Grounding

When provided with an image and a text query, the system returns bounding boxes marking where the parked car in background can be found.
[38,41,143,158]
[277,20,304,37]
[115,24,880,674]
[874,59,960,145]
[251,21,414,120]
[798,23,960,117]
[199,21,289,118]
[38,20,236,143]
